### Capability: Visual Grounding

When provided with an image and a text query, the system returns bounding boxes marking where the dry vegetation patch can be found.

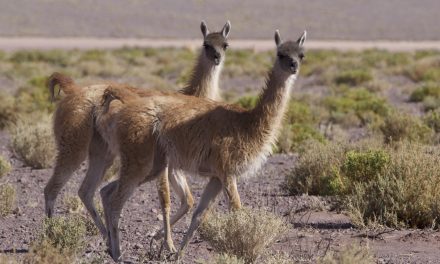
[318,244,375,264]
[0,183,16,216]
[10,115,55,169]
[0,155,11,177]
[40,216,86,253]
[200,208,286,263]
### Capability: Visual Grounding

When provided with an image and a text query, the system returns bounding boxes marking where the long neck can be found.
[250,62,296,140]
[180,51,222,100]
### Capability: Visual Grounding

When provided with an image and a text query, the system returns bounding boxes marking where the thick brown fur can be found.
[98,30,306,260]
[43,21,232,256]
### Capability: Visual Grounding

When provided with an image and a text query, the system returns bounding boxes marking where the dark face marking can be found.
[276,41,305,74]
[203,32,229,65]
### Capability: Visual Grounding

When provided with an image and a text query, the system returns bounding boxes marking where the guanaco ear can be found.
[274,30,282,46]
[201,21,209,38]
[221,21,231,38]
[297,30,307,47]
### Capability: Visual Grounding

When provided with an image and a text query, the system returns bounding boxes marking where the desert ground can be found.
[0,46,439,263]
[1,1,440,263]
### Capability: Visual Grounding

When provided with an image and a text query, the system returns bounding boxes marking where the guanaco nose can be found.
[290,61,298,73]
[214,52,221,65]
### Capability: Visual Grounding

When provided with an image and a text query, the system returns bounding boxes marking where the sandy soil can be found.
[1,131,440,263]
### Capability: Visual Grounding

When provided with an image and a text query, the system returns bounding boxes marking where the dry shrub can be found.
[424,108,440,133]
[200,208,286,263]
[63,195,82,213]
[264,251,292,264]
[0,92,18,129]
[348,142,440,229]
[208,253,245,264]
[380,111,434,144]
[0,184,16,216]
[0,156,12,177]
[23,239,74,264]
[41,216,86,253]
[318,244,374,264]
[283,140,348,196]
[11,115,55,169]
[0,254,18,264]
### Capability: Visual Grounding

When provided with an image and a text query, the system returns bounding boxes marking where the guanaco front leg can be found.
[223,176,241,210]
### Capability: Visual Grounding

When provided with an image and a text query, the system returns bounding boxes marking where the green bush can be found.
[404,57,440,82]
[410,83,440,111]
[11,115,56,169]
[0,184,16,216]
[380,112,434,144]
[348,142,440,229]
[424,109,440,133]
[283,140,388,196]
[334,69,373,86]
[0,156,12,178]
[0,93,19,129]
[200,208,286,264]
[235,95,259,110]
[323,87,389,127]
[342,149,390,182]
[283,140,347,196]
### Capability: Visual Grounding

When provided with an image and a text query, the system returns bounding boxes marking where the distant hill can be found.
[1,0,439,40]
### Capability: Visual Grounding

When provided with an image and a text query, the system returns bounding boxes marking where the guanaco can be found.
[44,21,231,252]
[98,30,306,260]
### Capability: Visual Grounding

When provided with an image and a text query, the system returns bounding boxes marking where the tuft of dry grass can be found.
[200,207,286,263]
[63,195,82,213]
[380,111,434,144]
[207,253,245,264]
[41,216,86,253]
[23,239,74,264]
[318,244,375,264]
[11,115,55,169]
[0,183,16,217]
[0,155,12,178]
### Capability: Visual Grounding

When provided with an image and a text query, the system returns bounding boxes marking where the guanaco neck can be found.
[180,50,222,100]
[250,62,296,142]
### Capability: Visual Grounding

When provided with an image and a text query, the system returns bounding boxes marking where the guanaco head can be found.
[274,30,306,75]
[200,21,231,66]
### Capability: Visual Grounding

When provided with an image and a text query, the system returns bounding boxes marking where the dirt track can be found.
[2,38,440,52]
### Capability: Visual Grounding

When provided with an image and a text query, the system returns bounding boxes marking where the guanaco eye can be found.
[223,43,229,50]
[277,53,285,59]
[203,43,209,49]
[299,53,305,61]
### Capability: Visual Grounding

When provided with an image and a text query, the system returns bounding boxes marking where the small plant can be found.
[200,208,286,263]
[404,56,440,82]
[334,69,373,86]
[63,195,82,213]
[0,183,16,216]
[342,149,390,182]
[424,109,440,133]
[410,83,440,111]
[41,216,86,253]
[0,92,18,129]
[208,253,245,264]
[235,95,259,110]
[323,87,389,127]
[0,155,12,177]
[11,115,55,169]
[23,239,74,264]
[380,111,434,144]
[283,140,347,196]
[318,244,374,264]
